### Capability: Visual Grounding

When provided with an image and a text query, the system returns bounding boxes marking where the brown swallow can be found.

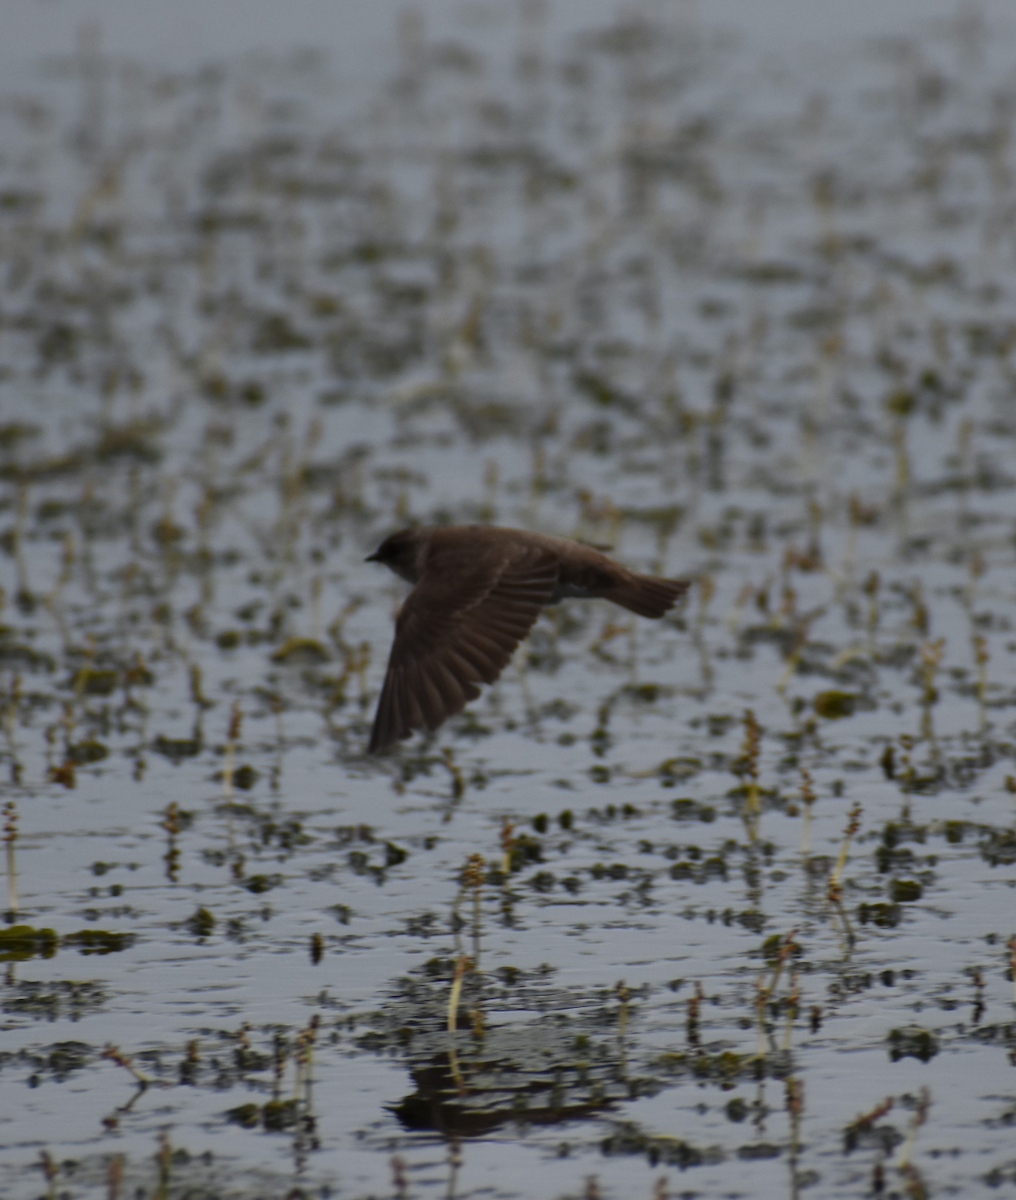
[365,525,690,753]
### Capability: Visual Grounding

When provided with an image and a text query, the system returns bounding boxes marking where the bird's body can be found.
[366,525,690,753]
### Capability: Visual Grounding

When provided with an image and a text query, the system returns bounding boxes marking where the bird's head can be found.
[365,528,423,583]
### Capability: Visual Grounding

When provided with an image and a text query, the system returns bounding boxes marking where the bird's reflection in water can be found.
[391,1048,616,1137]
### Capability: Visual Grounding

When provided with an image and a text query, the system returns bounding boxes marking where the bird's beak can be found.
[365,552,379,562]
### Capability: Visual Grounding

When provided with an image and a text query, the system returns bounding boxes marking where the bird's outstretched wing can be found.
[369,543,559,753]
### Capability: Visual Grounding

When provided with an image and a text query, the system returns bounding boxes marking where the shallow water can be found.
[2,3,1016,1198]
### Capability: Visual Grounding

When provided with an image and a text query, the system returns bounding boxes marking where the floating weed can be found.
[725,582,754,637]
[966,966,986,1026]
[391,1154,409,1200]
[504,831,543,873]
[499,817,514,876]
[971,633,989,736]
[39,1149,57,1200]
[858,901,902,929]
[693,575,715,690]
[222,700,242,800]
[271,1028,287,1102]
[62,928,135,955]
[889,879,922,904]
[185,907,215,941]
[828,802,863,946]
[3,798,17,915]
[3,979,105,1018]
[293,1012,319,1101]
[188,664,212,711]
[754,930,801,1058]
[153,1132,171,1200]
[107,1152,124,1200]
[178,1038,200,1085]
[599,1122,723,1169]
[887,1027,938,1064]
[799,768,816,857]
[782,973,801,1054]
[442,746,465,800]
[70,665,118,696]
[686,980,702,1049]
[270,635,329,665]
[447,953,474,1034]
[812,690,857,720]
[1009,937,1016,1009]
[101,1042,150,1089]
[161,803,181,882]
[2,673,22,784]
[896,1085,931,1197]
[455,852,485,963]
[0,924,58,961]
[829,804,863,899]
[862,569,881,652]
[736,708,762,839]
[917,638,945,749]
[615,980,630,1043]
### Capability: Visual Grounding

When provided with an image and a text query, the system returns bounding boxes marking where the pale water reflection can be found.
[1,3,1016,1198]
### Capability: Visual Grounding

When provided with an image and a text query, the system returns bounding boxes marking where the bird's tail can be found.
[608,573,691,619]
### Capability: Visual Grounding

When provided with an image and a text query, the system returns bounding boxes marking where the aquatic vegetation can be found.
[2,5,1016,1199]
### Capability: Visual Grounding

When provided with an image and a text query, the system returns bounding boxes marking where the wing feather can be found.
[446,646,494,685]
[370,668,402,753]
[401,664,426,729]
[415,663,446,730]
[369,544,558,752]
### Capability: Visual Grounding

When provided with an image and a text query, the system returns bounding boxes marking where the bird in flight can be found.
[366,525,690,753]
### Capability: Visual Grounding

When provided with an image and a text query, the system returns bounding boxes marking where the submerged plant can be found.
[3,800,17,915]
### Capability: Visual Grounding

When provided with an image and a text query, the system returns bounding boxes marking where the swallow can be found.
[365,525,690,753]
